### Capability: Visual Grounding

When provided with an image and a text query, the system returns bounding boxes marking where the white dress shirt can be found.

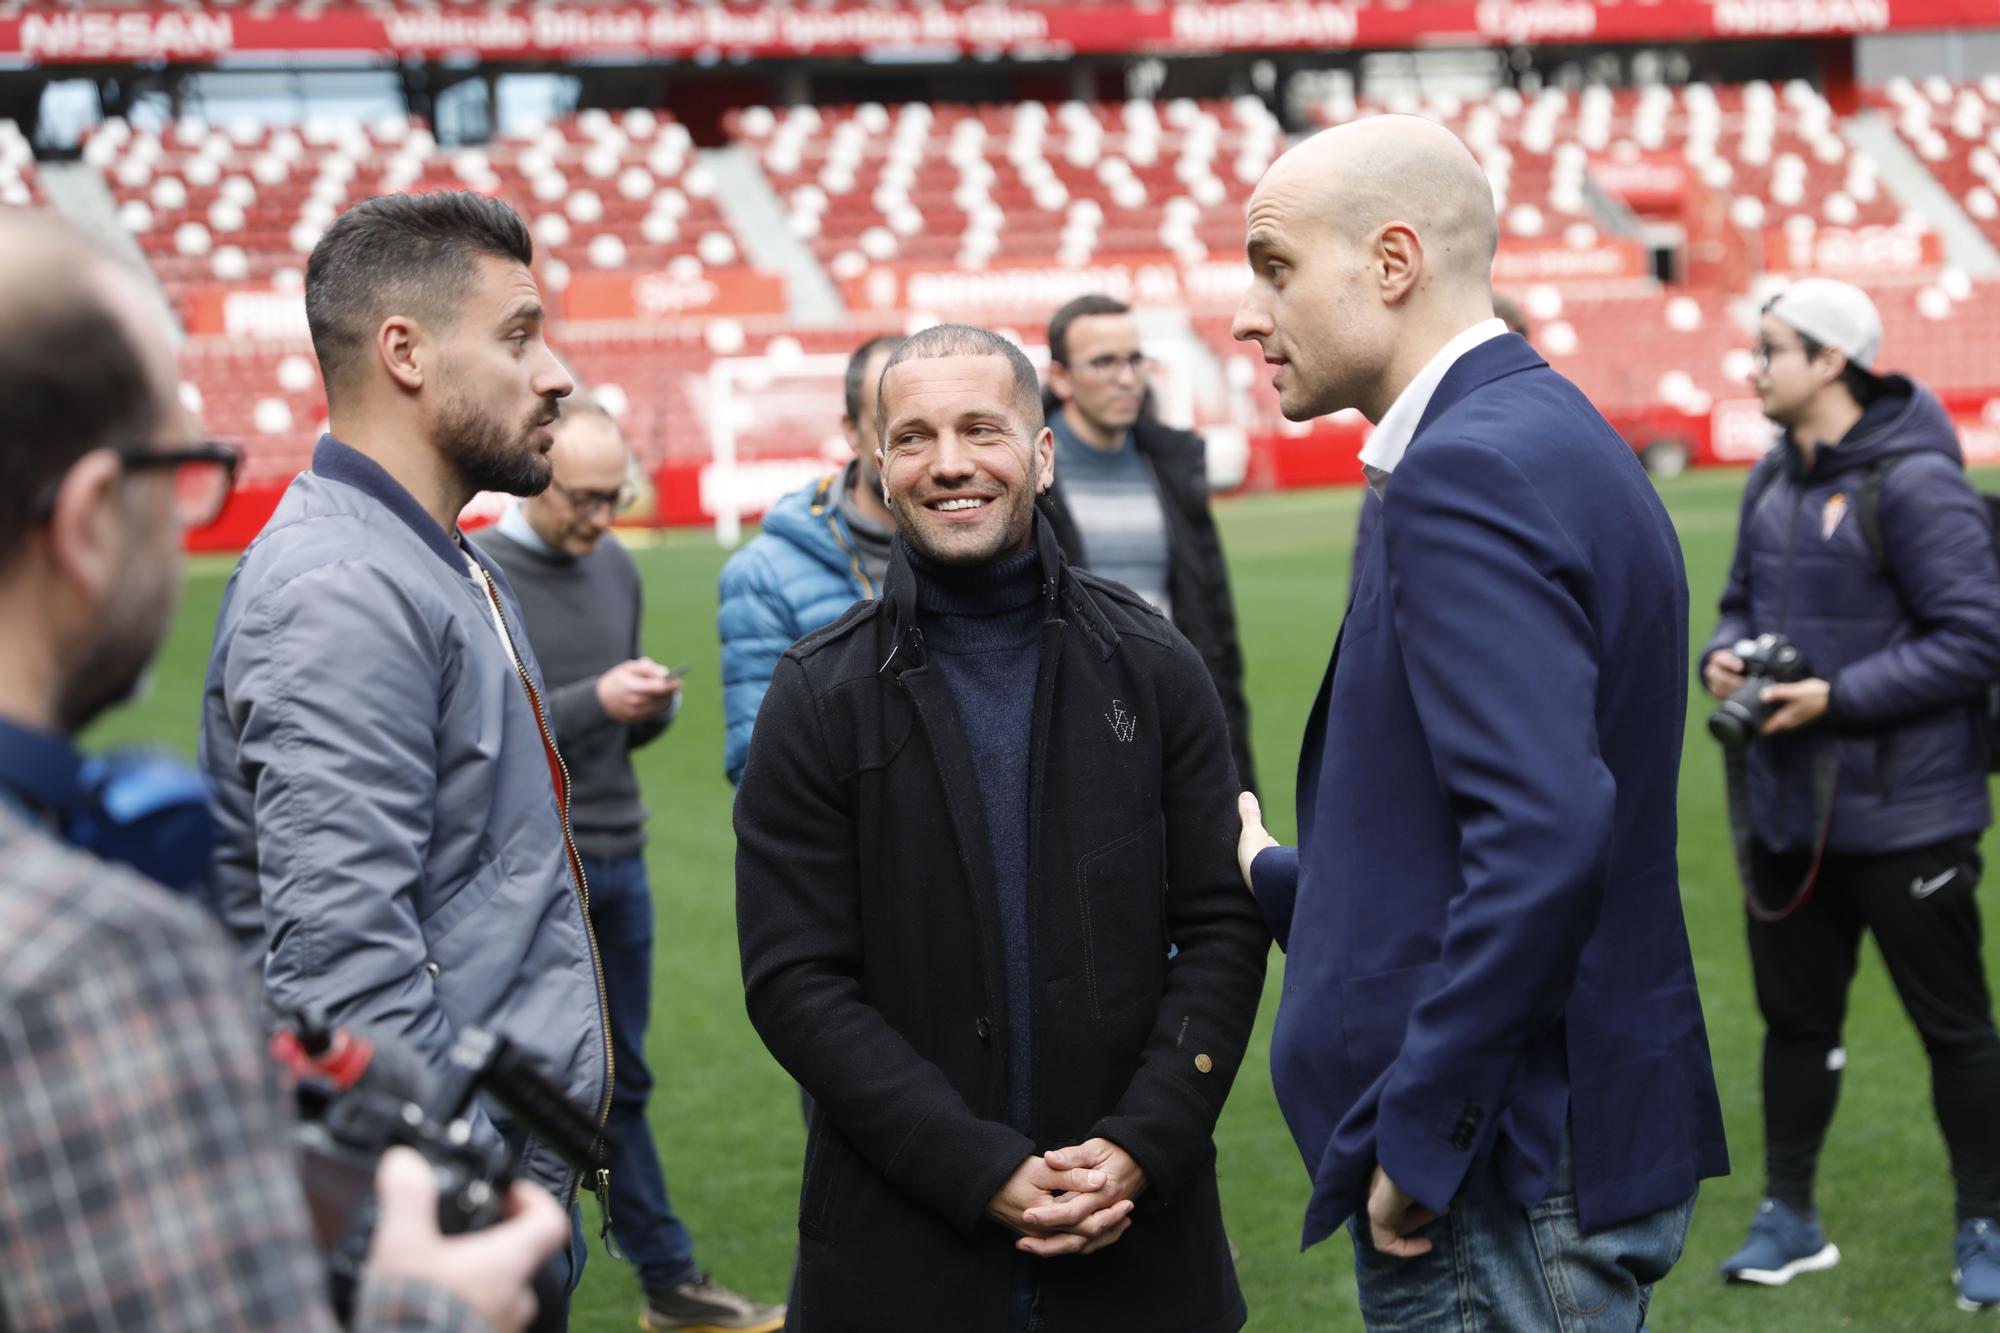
[1358,317,1511,493]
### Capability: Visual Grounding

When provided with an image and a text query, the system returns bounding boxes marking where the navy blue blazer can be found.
[1252,334,1728,1247]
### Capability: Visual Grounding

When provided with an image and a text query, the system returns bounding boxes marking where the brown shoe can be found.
[639,1272,785,1333]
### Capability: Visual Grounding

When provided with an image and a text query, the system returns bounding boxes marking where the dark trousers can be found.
[1748,832,2000,1221]
[528,1206,587,1333]
[582,852,700,1294]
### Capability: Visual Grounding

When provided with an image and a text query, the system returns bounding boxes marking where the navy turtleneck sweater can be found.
[906,538,1044,1134]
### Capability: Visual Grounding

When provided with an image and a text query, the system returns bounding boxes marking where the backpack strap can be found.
[1740,450,1782,522]
[1854,453,1911,573]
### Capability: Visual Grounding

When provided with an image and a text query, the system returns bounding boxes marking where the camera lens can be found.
[1708,700,1758,750]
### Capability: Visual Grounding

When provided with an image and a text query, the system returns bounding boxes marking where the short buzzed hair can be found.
[843,334,904,423]
[877,324,1044,442]
[1047,294,1130,366]
[0,214,158,567]
[306,191,533,398]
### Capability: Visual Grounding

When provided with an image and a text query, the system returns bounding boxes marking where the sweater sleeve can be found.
[626,552,672,751]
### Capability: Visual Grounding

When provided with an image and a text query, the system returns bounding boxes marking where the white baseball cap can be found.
[1765,277,1883,371]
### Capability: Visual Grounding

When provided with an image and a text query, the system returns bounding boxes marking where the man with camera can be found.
[0,209,569,1331]
[1704,278,2000,1310]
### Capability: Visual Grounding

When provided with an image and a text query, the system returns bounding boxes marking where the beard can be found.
[895,484,1035,567]
[57,518,178,734]
[435,388,557,497]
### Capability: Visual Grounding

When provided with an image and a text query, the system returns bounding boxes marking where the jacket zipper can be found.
[476,566,616,1212]
[826,506,876,600]
[811,472,877,600]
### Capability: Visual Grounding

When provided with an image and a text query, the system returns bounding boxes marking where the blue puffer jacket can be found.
[1704,379,2000,854]
[719,468,874,783]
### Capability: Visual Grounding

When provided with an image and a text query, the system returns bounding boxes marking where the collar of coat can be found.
[879,511,1120,673]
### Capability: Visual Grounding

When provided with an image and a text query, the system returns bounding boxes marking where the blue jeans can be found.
[582,852,700,1295]
[1347,1141,1694,1332]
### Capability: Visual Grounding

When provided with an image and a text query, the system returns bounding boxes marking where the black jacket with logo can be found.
[735,517,1268,1333]
[1037,413,1258,795]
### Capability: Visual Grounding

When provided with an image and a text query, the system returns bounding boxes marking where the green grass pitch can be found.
[91,466,2000,1332]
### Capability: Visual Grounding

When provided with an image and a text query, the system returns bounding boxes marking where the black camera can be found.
[1708,632,1812,751]
[271,1011,609,1320]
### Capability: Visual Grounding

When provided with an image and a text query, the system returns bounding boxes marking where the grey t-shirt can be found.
[1050,413,1172,615]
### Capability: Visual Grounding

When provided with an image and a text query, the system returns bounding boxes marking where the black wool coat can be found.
[1037,413,1258,796]
[735,518,1269,1333]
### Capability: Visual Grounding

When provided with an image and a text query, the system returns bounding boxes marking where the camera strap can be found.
[1724,742,1840,923]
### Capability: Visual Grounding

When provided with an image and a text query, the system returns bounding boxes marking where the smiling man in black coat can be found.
[734,323,1268,1333]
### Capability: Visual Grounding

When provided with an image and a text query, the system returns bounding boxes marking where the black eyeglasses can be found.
[1752,341,1807,371]
[33,440,241,531]
[1073,351,1149,381]
[550,478,637,516]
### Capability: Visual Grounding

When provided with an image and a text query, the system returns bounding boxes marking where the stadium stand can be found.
[734,97,1282,271]
[1873,75,2000,253]
[88,109,744,297]
[40,73,2000,528]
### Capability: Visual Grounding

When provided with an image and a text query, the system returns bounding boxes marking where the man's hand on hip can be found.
[366,1145,571,1333]
[1760,677,1831,735]
[1367,1164,1443,1260]
[1237,791,1280,893]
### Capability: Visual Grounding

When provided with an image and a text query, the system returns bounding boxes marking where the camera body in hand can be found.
[1709,632,1813,751]
[271,1014,607,1320]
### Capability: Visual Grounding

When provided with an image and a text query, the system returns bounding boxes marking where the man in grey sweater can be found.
[479,401,783,1333]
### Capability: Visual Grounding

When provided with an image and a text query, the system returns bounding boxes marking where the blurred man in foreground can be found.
[0,208,568,1332]
[719,333,902,784]
[201,191,606,1330]
[1703,278,2000,1310]
[1232,117,1727,1329]
[1039,295,1256,792]
[736,324,1268,1331]
[480,401,784,1332]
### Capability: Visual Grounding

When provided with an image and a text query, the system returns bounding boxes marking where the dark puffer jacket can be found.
[1703,379,2000,854]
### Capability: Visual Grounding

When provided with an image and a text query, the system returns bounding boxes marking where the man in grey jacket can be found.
[200,191,608,1332]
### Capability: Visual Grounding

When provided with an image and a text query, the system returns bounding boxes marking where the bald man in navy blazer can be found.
[1230,116,1729,1330]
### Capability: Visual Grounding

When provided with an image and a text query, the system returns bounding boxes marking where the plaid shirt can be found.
[0,807,485,1333]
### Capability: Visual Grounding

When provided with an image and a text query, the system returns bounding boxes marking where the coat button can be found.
[424,961,440,979]
[975,1017,992,1043]
[1194,1053,1214,1074]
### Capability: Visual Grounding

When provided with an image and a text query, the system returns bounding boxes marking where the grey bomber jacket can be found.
[199,435,611,1203]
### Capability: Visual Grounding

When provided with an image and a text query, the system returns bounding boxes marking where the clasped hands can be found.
[985,1137,1147,1257]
